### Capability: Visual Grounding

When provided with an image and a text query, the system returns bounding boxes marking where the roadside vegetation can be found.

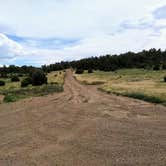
[0,70,65,103]
[2,48,166,105]
[75,69,166,105]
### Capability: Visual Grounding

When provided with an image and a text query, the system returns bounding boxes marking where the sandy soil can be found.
[0,69,166,166]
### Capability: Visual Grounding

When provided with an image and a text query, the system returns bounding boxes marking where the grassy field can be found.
[0,71,65,103]
[75,69,166,105]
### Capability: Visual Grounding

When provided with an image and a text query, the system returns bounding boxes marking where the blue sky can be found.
[1,0,166,66]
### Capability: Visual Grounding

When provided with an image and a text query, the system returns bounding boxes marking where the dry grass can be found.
[47,70,65,85]
[75,69,166,104]
[0,78,21,91]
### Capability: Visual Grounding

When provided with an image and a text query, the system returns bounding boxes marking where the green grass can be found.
[75,69,166,105]
[3,84,63,103]
[0,71,65,103]
[3,94,18,102]
[122,92,165,104]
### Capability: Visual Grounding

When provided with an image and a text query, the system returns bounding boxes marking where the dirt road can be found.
[0,69,166,166]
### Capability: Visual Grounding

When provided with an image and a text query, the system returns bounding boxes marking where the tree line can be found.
[1,48,166,76]
[0,65,37,77]
[42,48,166,72]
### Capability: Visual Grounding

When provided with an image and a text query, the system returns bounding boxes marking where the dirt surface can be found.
[0,69,166,166]
[0,95,4,104]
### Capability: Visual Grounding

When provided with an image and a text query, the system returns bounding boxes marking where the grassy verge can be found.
[75,69,166,105]
[3,84,63,103]
[122,92,165,104]
[99,87,166,105]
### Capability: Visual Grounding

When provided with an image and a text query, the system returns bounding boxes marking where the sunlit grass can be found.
[47,70,65,85]
[75,69,166,105]
[0,78,21,91]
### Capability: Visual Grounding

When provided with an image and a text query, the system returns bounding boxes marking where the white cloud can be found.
[144,28,166,49]
[0,33,23,59]
[0,28,156,66]
[0,0,166,65]
[155,19,166,27]
[0,0,165,38]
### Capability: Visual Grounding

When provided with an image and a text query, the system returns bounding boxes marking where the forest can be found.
[42,48,166,72]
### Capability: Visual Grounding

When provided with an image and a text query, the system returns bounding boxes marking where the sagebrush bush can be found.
[21,77,32,87]
[32,69,47,86]
[0,80,5,86]
[11,75,20,82]
[75,69,84,74]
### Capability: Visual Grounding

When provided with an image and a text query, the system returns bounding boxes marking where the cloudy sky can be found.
[1,0,166,66]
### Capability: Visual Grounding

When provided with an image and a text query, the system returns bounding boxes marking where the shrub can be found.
[0,80,5,86]
[3,94,17,102]
[153,65,160,71]
[110,65,118,71]
[31,69,47,86]
[0,73,8,78]
[88,68,93,73]
[11,75,20,82]
[18,74,23,77]
[164,76,166,82]
[21,77,32,87]
[162,63,166,70]
[75,68,84,74]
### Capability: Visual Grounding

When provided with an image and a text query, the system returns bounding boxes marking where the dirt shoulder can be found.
[0,69,166,166]
[0,95,4,104]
